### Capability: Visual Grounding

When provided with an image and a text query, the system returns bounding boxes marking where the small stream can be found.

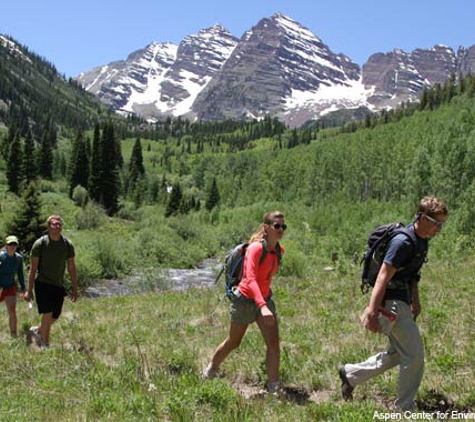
[83,258,223,298]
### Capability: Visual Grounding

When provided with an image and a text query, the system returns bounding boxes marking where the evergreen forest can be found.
[1,64,475,288]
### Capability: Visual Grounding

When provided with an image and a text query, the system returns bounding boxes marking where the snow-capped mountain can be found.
[192,13,368,127]
[75,13,475,127]
[77,42,178,113]
[77,25,238,120]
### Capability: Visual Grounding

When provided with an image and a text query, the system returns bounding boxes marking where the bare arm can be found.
[365,262,397,333]
[68,257,78,302]
[24,256,39,302]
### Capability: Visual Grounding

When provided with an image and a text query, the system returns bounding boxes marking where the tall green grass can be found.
[0,251,473,421]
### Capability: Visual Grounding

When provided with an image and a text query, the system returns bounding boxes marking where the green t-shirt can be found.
[31,235,75,287]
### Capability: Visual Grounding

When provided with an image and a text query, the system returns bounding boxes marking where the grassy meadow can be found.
[0,241,473,421]
[2,85,475,420]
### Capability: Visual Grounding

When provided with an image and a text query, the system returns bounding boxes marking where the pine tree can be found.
[2,121,17,161]
[38,129,53,179]
[99,121,120,215]
[205,178,220,211]
[467,75,475,98]
[287,129,299,149]
[7,181,44,254]
[148,177,160,204]
[6,132,23,195]
[69,129,90,197]
[178,196,191,214]
[129,137,145,182]
[115,135,123,169]
[49,120,58,147]
[443,72,456,103]
[457,71,466,95]
[364,114,372,128]
[165,182,182,217]
[23,129,38,184]
[89,122,102,203]
[419,87,430,110]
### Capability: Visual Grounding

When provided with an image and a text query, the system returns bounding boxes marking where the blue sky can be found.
[2,0,475,78]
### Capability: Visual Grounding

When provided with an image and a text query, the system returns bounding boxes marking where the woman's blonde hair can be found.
[249,211,285,243]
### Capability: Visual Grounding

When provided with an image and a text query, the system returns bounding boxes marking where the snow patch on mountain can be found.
[285,78,375,114]
[75,13,475,127]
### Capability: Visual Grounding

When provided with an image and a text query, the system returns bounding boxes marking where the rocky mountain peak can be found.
[75,13,475,127]
[191,13,363,126]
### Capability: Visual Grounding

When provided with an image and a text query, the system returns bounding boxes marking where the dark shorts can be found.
[230,291,277,325]
[0,285,17,302]
[34,281,66,319]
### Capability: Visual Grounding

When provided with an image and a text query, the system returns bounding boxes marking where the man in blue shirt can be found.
[339,196,448,411]
[0,235,25,338]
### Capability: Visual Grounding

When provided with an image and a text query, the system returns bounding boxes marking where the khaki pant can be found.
[344,300,424,411]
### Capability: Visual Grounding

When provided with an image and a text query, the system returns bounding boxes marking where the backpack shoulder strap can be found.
[37,235,47,267]
[259,240,268,265]
[259,240,282,265]
[14,251,23,264]
[275,242,282,264]
[393,227,419,250]
[61,235,72,253]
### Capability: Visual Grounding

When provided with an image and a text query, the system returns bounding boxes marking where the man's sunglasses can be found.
[425,214,444,229]
[272,223,287,231]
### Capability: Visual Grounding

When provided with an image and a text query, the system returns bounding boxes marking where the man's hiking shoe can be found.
[339,366,354,401]
[201,364,219,379]
[27,326,42,347]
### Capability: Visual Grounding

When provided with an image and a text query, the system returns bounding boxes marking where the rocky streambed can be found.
[83,259,222,298]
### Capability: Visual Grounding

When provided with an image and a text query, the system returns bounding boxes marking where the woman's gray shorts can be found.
[230,291,276,325]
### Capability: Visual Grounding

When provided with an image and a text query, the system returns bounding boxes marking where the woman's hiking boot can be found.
[201,363,219,379]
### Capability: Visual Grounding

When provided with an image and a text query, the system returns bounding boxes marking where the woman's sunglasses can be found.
[272,223,287,231]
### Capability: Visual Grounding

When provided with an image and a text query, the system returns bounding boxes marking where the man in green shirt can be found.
[25,215,78,348]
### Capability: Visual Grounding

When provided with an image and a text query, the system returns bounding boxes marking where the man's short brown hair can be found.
[417,196,448,217]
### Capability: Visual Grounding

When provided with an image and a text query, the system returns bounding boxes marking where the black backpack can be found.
[360,222,424,294]
[216,240,282,300]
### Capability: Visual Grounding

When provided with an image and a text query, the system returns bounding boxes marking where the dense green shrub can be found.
[75,202,106,230]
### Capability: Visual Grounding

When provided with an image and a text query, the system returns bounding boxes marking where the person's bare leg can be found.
[39,312,56,346]
[5,296,17,336]
[209,322,248,370]
[256,315,280,384]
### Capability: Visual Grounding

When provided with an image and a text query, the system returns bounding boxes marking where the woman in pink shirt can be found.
[203,211,286,394]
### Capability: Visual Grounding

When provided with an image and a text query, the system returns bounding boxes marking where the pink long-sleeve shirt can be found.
[238,241,284,308]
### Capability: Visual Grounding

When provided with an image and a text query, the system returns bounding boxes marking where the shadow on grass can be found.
[233,381,332,406]
[283,386,310,405]
[416,389,472,413]
[358,389,473,413]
